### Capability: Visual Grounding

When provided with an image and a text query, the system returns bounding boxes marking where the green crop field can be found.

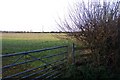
[2,33,73,78]
[2,33,72,54]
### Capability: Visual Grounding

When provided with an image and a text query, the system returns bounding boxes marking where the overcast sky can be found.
[0,0,73,32]
[0,0,119,32]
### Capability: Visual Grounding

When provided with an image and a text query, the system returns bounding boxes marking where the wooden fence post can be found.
[72,43,75,64]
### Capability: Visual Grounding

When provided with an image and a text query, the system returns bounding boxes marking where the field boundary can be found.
[2,45,68,79]
[2,43,92,79]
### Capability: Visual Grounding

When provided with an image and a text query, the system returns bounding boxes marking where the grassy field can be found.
[2,33,73,78]
[2,33,72,54]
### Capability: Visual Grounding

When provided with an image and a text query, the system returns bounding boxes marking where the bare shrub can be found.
[58,1,120,69]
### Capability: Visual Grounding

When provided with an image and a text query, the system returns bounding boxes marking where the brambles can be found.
[58,0,120,79]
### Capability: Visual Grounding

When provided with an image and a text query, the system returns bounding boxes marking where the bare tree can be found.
[58,0,120,68]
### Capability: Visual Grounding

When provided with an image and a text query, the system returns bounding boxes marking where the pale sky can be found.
[0,0,74,32]
[0,0,118,32]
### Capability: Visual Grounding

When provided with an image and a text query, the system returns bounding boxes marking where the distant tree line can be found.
[1,31,70,33]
